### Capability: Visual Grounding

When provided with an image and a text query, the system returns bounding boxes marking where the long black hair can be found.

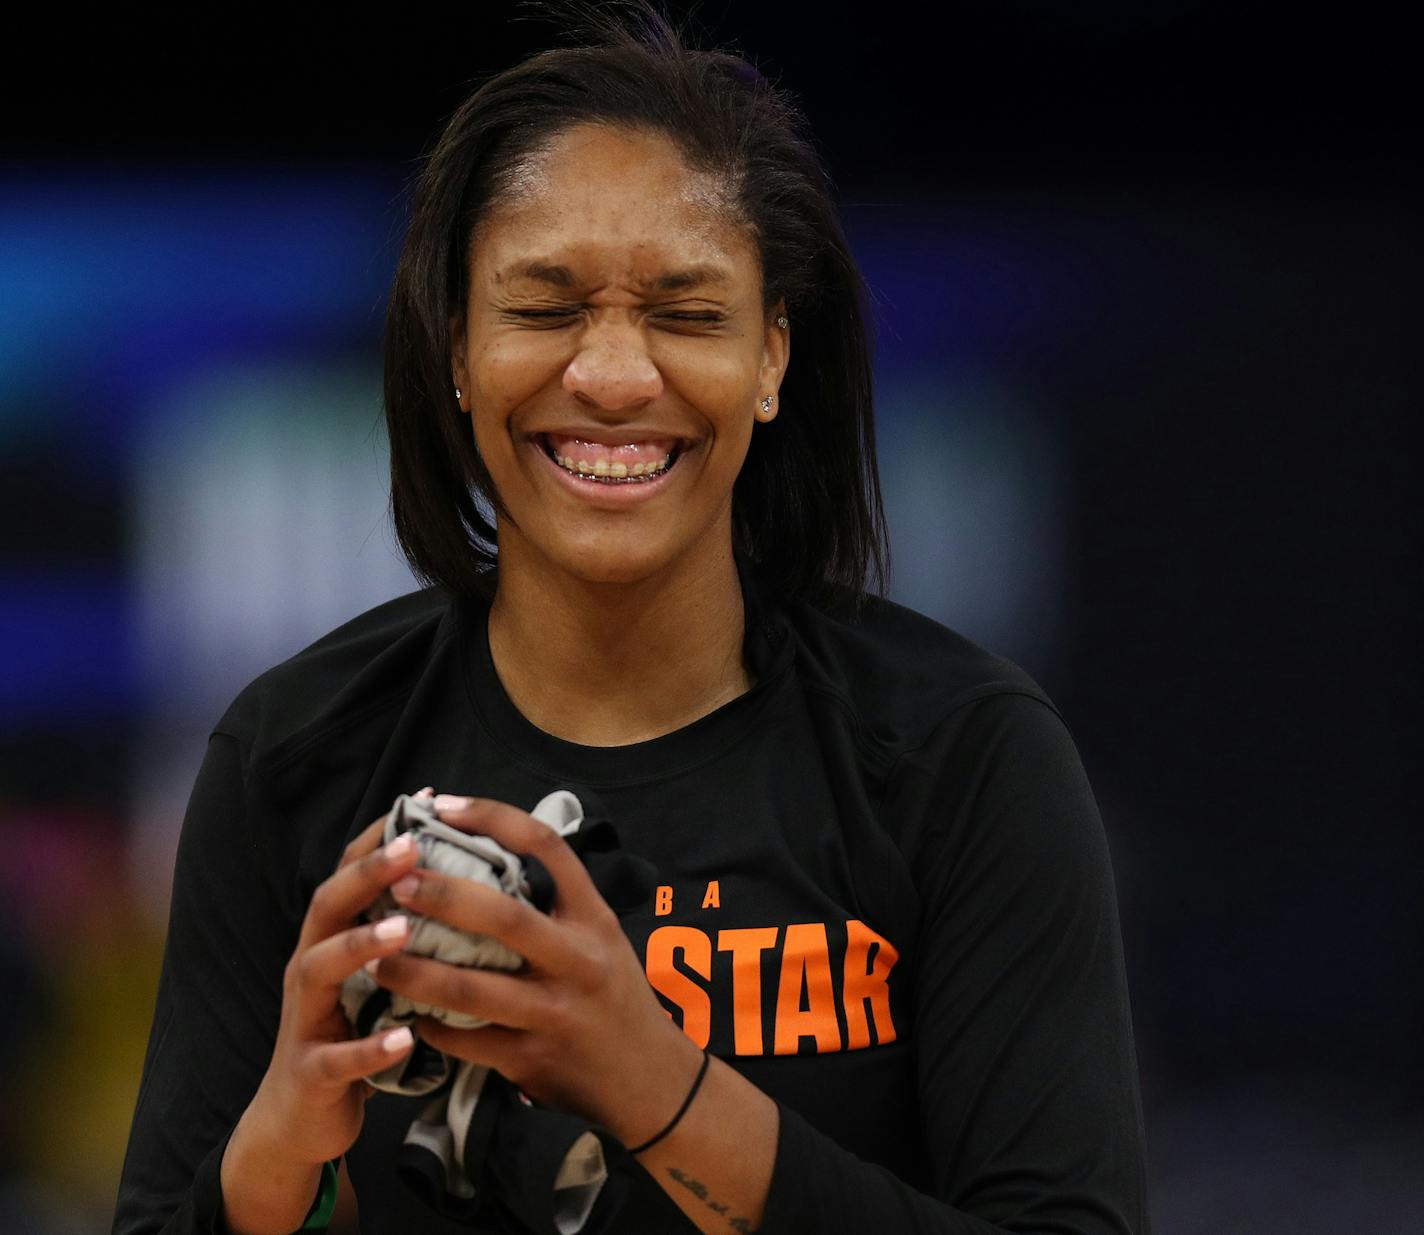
[384,1,888,608]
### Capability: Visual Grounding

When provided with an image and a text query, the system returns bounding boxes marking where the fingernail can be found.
[374,915,409,940]
[414,786,435,799]
[364,958,380,976]
[384,834,413,861]
[433,794,471,815]
[392,875,420,901]
[382,1026,413,1053]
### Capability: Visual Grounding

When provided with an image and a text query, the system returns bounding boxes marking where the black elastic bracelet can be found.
[627,1049,711,1155]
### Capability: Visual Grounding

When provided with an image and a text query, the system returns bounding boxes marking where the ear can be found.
[449,313,468,412]
[755,297,790,424]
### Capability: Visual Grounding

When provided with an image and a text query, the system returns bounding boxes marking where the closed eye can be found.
[500,308,727,329]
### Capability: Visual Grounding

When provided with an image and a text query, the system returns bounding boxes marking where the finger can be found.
[390,868,589,977]
[369,953,545,1030]
[303,1025,415,1088]
[432,796,606,921]
[333,787,432,873]
[334,814,389,873]
[413,1014,524,1075]
[298,832,420,953]
[294,915,413,1003]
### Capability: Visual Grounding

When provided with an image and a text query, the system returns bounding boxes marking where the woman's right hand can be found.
[219,805,424,1232]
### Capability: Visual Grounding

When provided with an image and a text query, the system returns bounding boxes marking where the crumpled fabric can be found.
[338,788,656,1234]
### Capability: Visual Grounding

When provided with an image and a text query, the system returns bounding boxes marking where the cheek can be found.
[469,408,503,474]
[470,333,562,426]
[658,344,760,435]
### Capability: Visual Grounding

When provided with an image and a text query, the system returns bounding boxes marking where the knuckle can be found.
[541,989,575,1036]
[418,874,446,907]
[308,881,334,918]
[590,905,622,939]
[310,1047,341,1086]
[574,946,611,993]
[523,826,559,858]
[295,949,320,987]
[431,968,465,1011]
[488,892,522,936]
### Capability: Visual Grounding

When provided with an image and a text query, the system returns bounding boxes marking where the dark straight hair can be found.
[383,1,888,609]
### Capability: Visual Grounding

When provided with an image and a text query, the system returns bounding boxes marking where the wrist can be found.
[627,1048,710,1155]
[602,1027,708,1149]
[221,1105,326,1235]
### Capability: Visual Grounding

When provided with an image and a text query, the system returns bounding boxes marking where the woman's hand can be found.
[367,794,706,1148]
[220,804,425,1233]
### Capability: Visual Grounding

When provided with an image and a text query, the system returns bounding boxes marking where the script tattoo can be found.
[665,1166,756,1233]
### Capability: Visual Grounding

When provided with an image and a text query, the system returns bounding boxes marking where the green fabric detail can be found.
[299,1159,340,1231]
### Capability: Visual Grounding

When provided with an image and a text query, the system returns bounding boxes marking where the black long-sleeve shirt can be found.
[113,560,1151,1234]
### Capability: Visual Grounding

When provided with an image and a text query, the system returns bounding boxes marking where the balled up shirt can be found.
[113,558,1151,1234]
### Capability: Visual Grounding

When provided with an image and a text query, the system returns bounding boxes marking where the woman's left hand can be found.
[366,793,705,1147]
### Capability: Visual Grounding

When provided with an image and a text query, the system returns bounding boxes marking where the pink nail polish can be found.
[384,834,413,861]
[392,875,420,901]
[374,915,409,940]
[414,786,435,799]
[382,1027,413,1052]
[433,794,471,815]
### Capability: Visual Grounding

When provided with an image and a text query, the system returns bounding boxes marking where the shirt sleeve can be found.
[112,729,298,1235]
[756,692,1151,1234]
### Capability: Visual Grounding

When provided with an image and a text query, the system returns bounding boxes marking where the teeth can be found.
[549,445,673,482]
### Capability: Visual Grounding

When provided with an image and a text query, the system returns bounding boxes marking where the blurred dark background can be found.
[2,2,1418,1231]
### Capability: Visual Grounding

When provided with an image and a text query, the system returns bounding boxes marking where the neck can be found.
[487,535,753,747]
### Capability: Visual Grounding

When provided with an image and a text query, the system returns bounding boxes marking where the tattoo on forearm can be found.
[665,1166,756,1233]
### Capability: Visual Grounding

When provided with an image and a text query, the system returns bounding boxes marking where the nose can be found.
[562,329,663,411]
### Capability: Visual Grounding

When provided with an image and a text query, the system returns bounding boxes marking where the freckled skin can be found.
[449,123,789,588]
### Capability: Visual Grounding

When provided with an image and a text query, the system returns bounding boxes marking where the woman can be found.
[115,8,1149,1234]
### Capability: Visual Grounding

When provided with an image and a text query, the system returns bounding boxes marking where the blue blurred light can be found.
[0,168,401,449]
[0,572,136,722]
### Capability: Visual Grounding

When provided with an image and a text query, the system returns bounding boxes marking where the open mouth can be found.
[538,433,684,484]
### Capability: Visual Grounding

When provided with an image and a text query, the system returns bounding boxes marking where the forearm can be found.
[602,1043,1136,1235]
[605,1053,779,1235]
[607,1061,1005,1235]
[219,1110,324,1235]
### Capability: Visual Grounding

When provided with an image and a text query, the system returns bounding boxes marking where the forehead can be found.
[470,123,758,290]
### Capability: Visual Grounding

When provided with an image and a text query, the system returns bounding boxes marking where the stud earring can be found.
[454,386,462,401]
[760,395,774,414]
[775,315,788,329]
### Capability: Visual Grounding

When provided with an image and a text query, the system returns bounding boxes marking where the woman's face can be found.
[450,122,788,588]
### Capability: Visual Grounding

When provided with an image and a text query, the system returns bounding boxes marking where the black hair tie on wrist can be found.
[627,1050,711,1156]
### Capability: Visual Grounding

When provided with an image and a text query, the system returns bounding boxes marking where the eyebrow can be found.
[501,260,731,292]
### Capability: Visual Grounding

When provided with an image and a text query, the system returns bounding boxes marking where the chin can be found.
[503,505,732,590]
[538,531,681,588]
[566,548,674,588]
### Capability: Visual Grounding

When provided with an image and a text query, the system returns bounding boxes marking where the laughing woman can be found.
[115,8,1149,1235]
